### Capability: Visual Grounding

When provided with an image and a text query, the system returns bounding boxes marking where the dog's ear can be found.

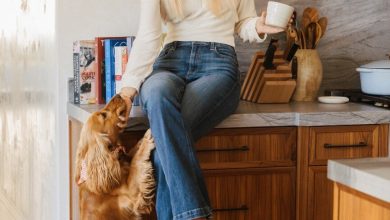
[85,132,121,194]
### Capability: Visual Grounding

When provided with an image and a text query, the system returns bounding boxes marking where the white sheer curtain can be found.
[0,0,58,219]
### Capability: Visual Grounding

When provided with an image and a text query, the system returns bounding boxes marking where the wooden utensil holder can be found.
[240,50,296,103]
[292,49,323,101]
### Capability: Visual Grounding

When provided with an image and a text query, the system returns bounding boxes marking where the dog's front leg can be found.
[125,129,156,215]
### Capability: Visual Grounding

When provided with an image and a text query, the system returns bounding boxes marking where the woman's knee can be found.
[140,71,184,110]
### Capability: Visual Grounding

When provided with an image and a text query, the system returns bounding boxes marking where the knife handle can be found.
[292,57,298,80]
[264,38,278,69]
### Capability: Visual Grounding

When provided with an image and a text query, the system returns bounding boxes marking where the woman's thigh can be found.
[181,72,240,141]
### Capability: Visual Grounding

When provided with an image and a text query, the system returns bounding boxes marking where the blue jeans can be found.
[139,41,240,220]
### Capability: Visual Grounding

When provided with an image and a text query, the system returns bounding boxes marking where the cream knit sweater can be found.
[121,0,265,91]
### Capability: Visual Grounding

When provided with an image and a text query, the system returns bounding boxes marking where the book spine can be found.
[73,41,80,104]
[78,40,97,104]
[95,38,104,104]
[105,40,113,102]
[114,46,128,93]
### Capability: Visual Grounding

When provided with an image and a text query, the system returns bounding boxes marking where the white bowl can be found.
[265,1,294,28]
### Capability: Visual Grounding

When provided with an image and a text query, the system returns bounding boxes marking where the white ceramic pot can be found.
[356,60,390,95]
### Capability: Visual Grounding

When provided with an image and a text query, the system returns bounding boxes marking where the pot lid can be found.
[360,60,390,69]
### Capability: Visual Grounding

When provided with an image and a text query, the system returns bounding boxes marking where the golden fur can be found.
[75,94,155,220]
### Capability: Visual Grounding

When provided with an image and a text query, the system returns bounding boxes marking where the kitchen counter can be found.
[67,101,390,128]
[328,157,390,203]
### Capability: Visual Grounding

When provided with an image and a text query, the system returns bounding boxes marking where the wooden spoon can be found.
[299,29,306,49]
[303,7,320,23]
[306,23,316,49]
[301,15,311,31]
[318,17,328,37]
[313,22,323,49]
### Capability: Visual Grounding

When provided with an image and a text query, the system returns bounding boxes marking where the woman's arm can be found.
[235,0,284,43]
[119,0,162,124]
[121,0,162,95]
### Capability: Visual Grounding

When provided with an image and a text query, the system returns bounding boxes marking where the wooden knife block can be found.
[240,50,296,103]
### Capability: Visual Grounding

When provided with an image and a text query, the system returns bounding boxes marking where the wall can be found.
[236,0,390,94]
[56,0,140,219]
[0,0,58,219]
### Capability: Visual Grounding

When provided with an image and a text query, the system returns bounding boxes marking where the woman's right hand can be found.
[118,87,138,128]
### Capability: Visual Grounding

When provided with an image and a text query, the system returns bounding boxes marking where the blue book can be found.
[104,38,127,102]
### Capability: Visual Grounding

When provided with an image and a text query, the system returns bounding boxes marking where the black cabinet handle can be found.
[214,205,249,212]
[196,145,249,153]
[324,142,368,148]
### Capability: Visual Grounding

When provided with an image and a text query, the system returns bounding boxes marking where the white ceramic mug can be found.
[265,1,294,28]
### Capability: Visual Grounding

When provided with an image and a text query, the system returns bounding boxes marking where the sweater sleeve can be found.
[121,0,162,92]
[234,0,267,43]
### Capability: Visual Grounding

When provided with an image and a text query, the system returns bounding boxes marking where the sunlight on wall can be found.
[0,0,58,219]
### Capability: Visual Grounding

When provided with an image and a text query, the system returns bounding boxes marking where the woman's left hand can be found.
[256,11,293,35]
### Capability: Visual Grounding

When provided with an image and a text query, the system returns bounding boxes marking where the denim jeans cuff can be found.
[173,206,213,220]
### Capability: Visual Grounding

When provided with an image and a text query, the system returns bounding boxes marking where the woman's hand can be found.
[118,87,138,127]
[256,11,293,36]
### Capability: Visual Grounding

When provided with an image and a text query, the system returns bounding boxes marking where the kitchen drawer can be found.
[195,127,297,169]
[204,168,296,220]
[309,125,380,165]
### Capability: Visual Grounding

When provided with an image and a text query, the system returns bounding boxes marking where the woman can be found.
[120,0,286,219]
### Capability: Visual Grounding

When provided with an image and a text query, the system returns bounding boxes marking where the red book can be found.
[94,36,128,104]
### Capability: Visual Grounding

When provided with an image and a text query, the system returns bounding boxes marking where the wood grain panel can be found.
[296,127,310,220]
[195,127,297,169]
[333,183,390,220]
[298,124,389,220]
[308,166,334,220]
[69,118,83,220]
[204,168,296,220]
[309,125,380,165]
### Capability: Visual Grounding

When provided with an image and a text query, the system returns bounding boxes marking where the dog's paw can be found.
[144,129,153,142]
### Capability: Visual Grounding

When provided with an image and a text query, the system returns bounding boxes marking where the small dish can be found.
[318,96,349,104]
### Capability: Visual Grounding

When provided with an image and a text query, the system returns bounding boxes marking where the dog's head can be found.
[75,94,129,194]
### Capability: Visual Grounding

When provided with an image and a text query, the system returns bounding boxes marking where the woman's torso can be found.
[161,0,239,47]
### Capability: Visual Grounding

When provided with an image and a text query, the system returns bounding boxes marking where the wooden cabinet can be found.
[195,127,296,169]
[69,117,389,220]
[297,125,389,220]
[309,125,382,165]
[333,183,390,220]
[197,127,297,220]
[204,168,296,220]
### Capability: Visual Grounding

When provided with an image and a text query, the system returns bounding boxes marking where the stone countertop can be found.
[67,101,390,128]
[328,158,390,203]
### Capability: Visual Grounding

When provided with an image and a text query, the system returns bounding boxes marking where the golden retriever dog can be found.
[75,94,155,220]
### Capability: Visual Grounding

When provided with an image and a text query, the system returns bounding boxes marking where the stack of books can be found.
[73,36,135,104]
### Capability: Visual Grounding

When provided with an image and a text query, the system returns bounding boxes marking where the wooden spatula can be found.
[318,17,328,36]
[313,22,323,49]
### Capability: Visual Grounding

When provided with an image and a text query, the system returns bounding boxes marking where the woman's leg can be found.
[140,70,212,220]
[181,74,240,142]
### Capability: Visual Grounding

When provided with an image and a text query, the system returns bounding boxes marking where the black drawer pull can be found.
[214,205,249,212]
[324,142,368,149]
[196,145,249,153]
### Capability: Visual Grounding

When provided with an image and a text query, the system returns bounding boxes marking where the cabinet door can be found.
[196,127,297,169]
[204,168,296,220]
[308,166,333,220]
[309,125,380,165]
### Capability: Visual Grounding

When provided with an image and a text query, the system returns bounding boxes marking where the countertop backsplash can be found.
[235,0,390,95]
